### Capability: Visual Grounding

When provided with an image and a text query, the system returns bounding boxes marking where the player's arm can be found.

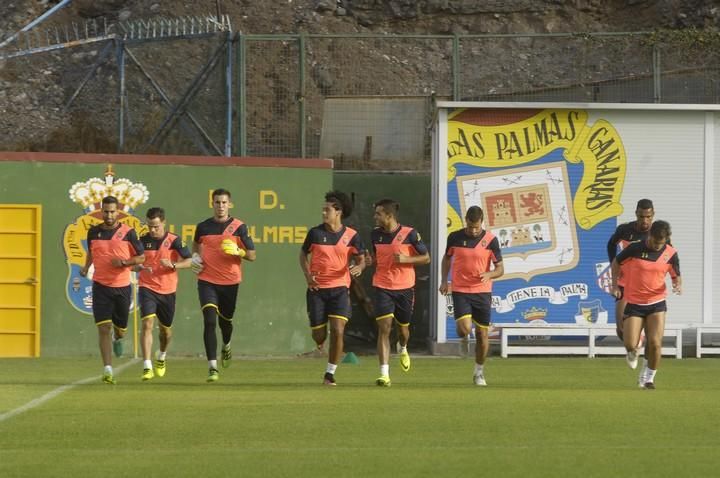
[606,228,620,263]
[439,233,455,294]
[348,233,366,277]
[610,246,633,298]
[480,237,504,281]
[80,246,93,277]
[161,237,193,270]
[669,252,681,295]
[191,224,203,255]
[299,232,319,289]
[222,224,256,262]
[299,245,319,290]
[610,258,622,298]
[397,229,430,265]
[172,260,192,270]
[398,252,431,265]
[190,227,204,273]
[483,261,504,281]
[111,230,145,268]
[239,227,257,261]
[364,231,378,267]
[234,223,257,261]
[439,254,452,295]
[126,229,145,266]
[169,256,193,270]
[364,245,375,268]
[349,252,365,277]
[298,249,317,287]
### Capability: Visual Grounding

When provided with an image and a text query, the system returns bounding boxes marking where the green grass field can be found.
[1,356,719,477]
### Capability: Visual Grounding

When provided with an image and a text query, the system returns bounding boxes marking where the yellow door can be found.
[0,205,42,357]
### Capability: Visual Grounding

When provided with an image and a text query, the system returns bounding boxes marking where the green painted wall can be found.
[0,159,331,357]
[334,173,432,351]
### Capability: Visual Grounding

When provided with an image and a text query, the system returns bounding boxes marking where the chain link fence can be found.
[2,27,720,169]
[458,34,657,102]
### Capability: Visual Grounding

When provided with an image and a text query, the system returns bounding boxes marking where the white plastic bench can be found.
[497,323,684,359]
[695,325,720,358]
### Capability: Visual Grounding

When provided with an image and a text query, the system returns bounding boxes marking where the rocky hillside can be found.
[4,1,719,36]
[0,0,718,155]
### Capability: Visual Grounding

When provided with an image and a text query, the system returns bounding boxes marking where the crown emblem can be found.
[522,306,547,321]
[68,164,149,213]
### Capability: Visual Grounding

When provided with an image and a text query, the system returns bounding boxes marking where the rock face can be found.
[0,0,718,154]
[73,0,129,18]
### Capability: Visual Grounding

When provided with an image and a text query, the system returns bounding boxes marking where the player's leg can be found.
[471,293,492,386]
[324,287,351,385]
[111,286,131,367]
[97,322,114,383]
[395,288,414,373]
[452,292,473,356]
[474,325,490,363]
[374,288,394,386]
[154,292,175,378]
[201,305,220,381]
[138,287,156,380]
[375,316,393,386]
[158,323,172,353]
[92,283,116,383]
[311,325,328,350]
[307,289,334,384]
[472,325,490,386]
[140,316,155,362]
[307,289,328,350]
[153,324,171,377]
[615,294,626,340]
[642,306,667,389]
[110,286,131,358]
[140,316,155,381]
[327,316,347,376]
[622,304,644,370]
[217,284,239,368]
[198,280,221,381]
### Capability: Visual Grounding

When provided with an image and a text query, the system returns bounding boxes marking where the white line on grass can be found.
[0,359,138,423]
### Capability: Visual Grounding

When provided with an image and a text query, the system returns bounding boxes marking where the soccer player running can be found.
[607,199,655,341]
[79,196,145,384]
[135,207,192,381]
[299,190,366,386]
[439,206,504,386]
[610,220,681,390]
[191,188,256,382]
[365,199,430,387]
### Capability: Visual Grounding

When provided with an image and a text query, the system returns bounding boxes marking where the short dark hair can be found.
[325,190,353,219]
[102,196,119,206]
[212,188,231,199]
[466,206,484,223]
[146,207,165,221]
[374,198,399,218]
[636,199,654,211]
[650,220,671,240]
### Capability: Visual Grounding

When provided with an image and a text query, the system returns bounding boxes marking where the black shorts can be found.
[373,287,415,326]
[92,282,131,330]
[198,279,239,320]
[624,301,667,319]
[139,287,176,328]
[306,286,351,329]
[452,292,492,328]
